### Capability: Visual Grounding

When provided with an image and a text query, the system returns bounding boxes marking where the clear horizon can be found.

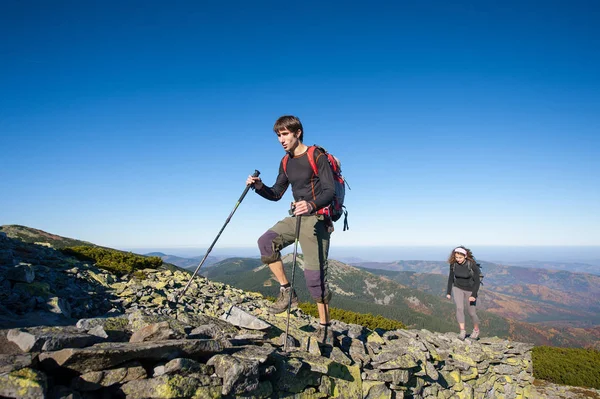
[121,245,600,265]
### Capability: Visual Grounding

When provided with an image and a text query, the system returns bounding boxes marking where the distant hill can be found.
[352,260,600,328]
[145,252,221,270]
[202,255,600,348]
[503,260,600,275]
[0,225,186,274]
[203,255,461,333]
[0,225,95,249]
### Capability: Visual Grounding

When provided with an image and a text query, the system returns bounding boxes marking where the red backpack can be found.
[282,145,349,231]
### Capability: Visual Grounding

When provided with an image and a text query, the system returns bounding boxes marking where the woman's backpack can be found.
[452,260,485,284]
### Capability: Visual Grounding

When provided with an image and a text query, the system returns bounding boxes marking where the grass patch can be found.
[533,346,600,389]
[61,246,162,275]
[298,302,406,331]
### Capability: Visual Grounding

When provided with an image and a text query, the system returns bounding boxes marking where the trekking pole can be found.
[174,170,260,306]
[284,209,302,352]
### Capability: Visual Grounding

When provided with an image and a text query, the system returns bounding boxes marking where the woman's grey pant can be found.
[452,286,479,325]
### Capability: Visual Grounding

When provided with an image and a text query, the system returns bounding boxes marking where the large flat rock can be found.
[8,326,102,352]
[0,353,33,373]
[39,339,223,373]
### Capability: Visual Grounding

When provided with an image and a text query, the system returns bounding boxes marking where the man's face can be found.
[276,128,300,152]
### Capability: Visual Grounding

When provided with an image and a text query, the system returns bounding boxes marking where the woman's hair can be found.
[447,245,476,264]
[273,115,303,141]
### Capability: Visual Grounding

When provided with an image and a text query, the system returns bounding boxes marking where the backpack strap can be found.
[467,260,482,281]
[282,146,318,176]
[282,154,290,176]
[310,145,342,176]
[451,263,456,283]
[306,146,318,175]
[342,206,349,231]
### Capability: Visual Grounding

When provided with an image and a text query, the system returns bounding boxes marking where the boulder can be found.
[6,263,35,283]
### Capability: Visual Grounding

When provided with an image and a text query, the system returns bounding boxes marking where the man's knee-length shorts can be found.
[257,215,332,304]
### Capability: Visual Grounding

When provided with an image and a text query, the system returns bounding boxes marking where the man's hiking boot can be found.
[470,329,480,340]
[458,330,467,341]
[267,286,298,314]
[314,324,335,346]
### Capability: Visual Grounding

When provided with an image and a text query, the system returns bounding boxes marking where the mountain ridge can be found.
[0,225,95,249]
[3,224,598,349]
[203,256,600,349]
[1,225,599,397]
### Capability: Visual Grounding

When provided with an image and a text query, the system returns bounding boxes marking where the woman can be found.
[446,246,481,340]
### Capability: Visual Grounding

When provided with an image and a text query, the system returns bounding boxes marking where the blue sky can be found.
[1,1,599,254]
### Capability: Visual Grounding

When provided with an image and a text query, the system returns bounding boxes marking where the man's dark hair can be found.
[273,115,303,141]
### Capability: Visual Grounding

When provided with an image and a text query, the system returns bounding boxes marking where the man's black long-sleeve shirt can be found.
[256,147,335,212]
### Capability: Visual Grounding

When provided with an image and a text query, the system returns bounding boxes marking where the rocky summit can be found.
[0,232,567,398]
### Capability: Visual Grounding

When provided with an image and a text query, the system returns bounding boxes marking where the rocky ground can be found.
[1,232,599,398]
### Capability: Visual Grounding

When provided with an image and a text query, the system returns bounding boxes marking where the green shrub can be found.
[61,246,162,275]
[133,270,148,280]
[298,302,406,331]
[532,346,600,389]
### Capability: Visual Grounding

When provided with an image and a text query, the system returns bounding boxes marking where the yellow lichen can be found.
[6,368,46,397]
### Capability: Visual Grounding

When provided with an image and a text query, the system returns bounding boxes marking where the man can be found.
[246,115,335,344]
